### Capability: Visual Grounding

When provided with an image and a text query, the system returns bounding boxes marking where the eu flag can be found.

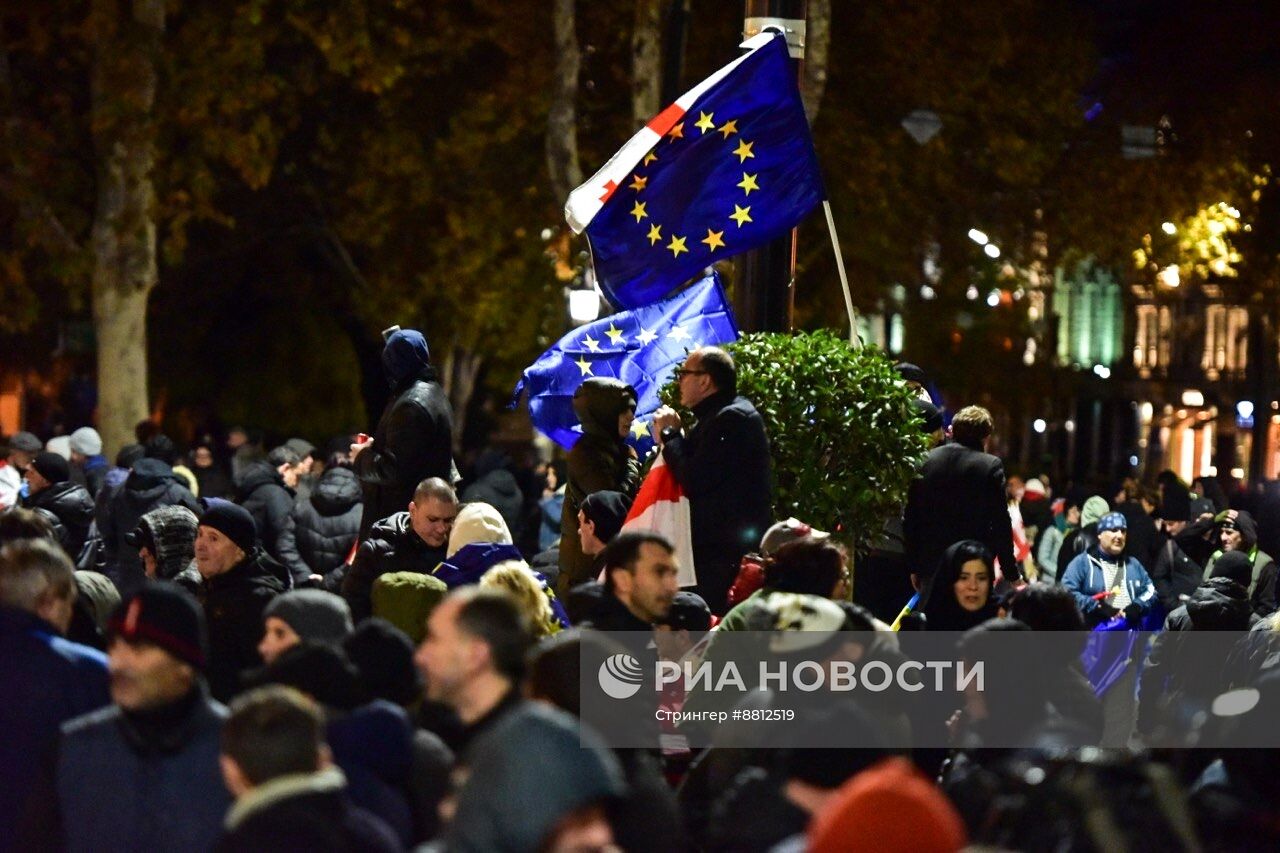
[565,31,824,310]
[513,272,738,450]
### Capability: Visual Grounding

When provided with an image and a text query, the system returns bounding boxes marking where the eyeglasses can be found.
[673,368,708,379]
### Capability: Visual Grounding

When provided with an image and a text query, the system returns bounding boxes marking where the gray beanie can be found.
[263,590,353,645]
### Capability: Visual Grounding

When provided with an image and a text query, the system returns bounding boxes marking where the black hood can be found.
[1186,577,1253,630]
[235,460,287,498]
[310,467,363,516]
[126,458,178,495]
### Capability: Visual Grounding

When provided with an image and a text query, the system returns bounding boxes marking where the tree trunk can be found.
[89,0,164,455]
[802,0,831,123]
[439,347,483,447]
[546,0,582,203]
[631,0,662,126]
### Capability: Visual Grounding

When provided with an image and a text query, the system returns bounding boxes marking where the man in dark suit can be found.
[652,346,772,615]
[903,405,1019,596]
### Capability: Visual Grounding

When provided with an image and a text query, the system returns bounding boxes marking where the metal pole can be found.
[735,0,805,333]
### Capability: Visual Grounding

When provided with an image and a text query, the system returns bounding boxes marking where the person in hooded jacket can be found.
[292,457,364,581]
[193,502,288,702]
[920,540,1001,632]
[128,504,202,593]
[351,329,454,539]
[1202,509,1278,617]
[21,452,95,558]
[559,378,641,593]
[1056,495,1109,580]
[1148,483,1209,612]
[237,457,312,587]
[461,449,526,545]
[99,457,199,594]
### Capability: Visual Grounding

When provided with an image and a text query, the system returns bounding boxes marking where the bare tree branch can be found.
[546,0,582,203]
[802,0,830,123]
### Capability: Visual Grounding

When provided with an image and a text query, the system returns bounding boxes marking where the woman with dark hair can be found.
[920,540,999,632]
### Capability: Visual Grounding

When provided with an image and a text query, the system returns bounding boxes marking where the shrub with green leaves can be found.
[664,330,930,554]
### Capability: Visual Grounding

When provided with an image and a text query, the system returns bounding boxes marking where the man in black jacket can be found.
[652,346,772,614]
[341,477,458,621]
[216,685,399,853]
[903,405,1019,595]
[100,458,200,594]
[351,328,454,539]
[22,452,95,558]
[237,454,312,587]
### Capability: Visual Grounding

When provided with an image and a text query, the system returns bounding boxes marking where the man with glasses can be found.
[652,346,772,615]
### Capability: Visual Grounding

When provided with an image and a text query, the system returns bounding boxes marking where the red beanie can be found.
[808,757,966,853]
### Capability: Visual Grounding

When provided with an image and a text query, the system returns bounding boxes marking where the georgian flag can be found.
[619,453,697,588]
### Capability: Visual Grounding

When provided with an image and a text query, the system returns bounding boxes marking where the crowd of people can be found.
[3,331,1280,852]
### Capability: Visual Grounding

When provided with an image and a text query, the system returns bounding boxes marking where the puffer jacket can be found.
[292,466,363,577]
[236,461,310,585]
[25,482,95,557]
[341,512,448,622]
[559,378,640,592]
[99,460,199,594]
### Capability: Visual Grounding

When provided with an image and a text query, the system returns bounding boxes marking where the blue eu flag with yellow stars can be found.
[513,272,738,450]
[565,31,825,310]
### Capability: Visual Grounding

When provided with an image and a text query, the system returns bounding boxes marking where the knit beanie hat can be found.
[1220,509,1259,549]
[447,501,512,557]
[1081,496,1110,528]
[1024,478,1047,498]
[381,329,431,386]
[264,590,354,646]
[44,436,71,461]
[1097,511,1128,532]
[108,583,208,670]
[343,617,424,706]
[116,443,145,468]
[30,452,71,484]
[198,502,257,554]
[808,757,967,853]
[69,427,103,457]
[580,491,631,545]
[1210,549,1254,588]
[759,517,830,557]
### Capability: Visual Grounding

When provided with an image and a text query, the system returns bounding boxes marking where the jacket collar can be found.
[691,389,735,422]
[224,766,346,830]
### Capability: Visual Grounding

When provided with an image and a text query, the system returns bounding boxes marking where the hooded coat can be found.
[461,451,527,544]
[99,459,199,594]
[1202,511,1279,617]
[134,505,200,582]
[355,333,454,539]
[236,461,311,585]
[559,379,641,592]
[292,466,364,577]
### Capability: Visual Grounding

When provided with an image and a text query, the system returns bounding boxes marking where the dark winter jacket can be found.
[215,767,402,853]
[1204,547,1280,618]
[0,607,109,849]
[1057,523,1101,579]
[342,512,447,622]
[191,463,234,501]
[1149,530,1206,612]
[461,457,526,545]
[560,379,641,592]
[201,549,288,701]
[25,481,95,558]
[237,461,311,585]
[293,466,364,577]
[355,367,453,539]
[904,441,1018,586]
[99,460,199,594]
[327,702,417,847]
[79,455,109,498]
[56,687,229,853]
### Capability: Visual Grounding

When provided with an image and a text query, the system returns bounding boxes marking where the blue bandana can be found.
[1097,512,1128,533]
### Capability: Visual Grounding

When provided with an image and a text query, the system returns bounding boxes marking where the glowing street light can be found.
[967,228,989,245]
[983,243,1001,259]
[1161,221,1177,235]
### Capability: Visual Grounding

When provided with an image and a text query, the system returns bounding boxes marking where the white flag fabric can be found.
[619,453,697,588]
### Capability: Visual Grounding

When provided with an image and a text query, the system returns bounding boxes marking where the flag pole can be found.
[823,200,860,346]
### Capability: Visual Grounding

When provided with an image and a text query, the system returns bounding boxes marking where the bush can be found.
[665,330,930,554]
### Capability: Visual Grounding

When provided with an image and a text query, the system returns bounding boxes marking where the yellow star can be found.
[575,356,593,376]
[733,139,755,162]
[694,111,716,133]
[668,122,684,139]
[701,229,726,251]
[630,418,650,440]
[630,201,648,222]
[667,235,689,257]
[718,119,739,138]
[646,223,662,245]
[737,172,760,195]
[730,205,753,227]
[605,323,626,345]
[643,150,659,166]
[628,173,648,192]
